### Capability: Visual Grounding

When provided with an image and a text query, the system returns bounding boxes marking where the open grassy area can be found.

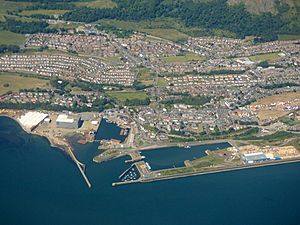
[278,34,300,41]
[0,0,31,21]
[249,52,282,61]
[101,56,122,64]
[157,77,167,86]
[97,19,189,42]
[20,10,70,16]
[135,67,168,87]
[159,167,195,176]
[188,153,225,168]
[48,22,79,30]
[0,72,51,95]
[162,52,205,63]
[76,0,117,8]
[106,90,148,101]
[0,30,25,45]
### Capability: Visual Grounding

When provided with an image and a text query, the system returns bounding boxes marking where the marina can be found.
[95,119,129,142]
[118,164,140,182]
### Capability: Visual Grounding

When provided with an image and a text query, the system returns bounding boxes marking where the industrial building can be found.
[56,114,81,129]
[242,152,268,164]
[19,111,49,131]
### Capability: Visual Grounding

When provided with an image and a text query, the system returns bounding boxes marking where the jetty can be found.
[67,147,92,188]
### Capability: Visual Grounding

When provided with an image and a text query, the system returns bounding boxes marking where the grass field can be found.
[162,52,205,63]
[20,10,70,16]
[278,34,300,41]
[0,72,51,95]
[249,52,282,61]
[106,90,148,101]
[76,0,117,8]
[0,30,25,45]
[135,67,167,86]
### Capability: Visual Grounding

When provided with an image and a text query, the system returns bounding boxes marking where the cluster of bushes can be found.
[124,98,150,106]
[0,19,57,34]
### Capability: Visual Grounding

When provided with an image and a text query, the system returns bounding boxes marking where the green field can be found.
[135,67,167,87]
[106,90,148,101]
[188,153,225,168]
[20,10,70,16]
[136,67,156,86]
[0,72,51,95]
[249,52,282,61]
[0,30,25,45]
[278,34,300,41]
[280,117,298,126]
[76,0,117,8]
[157,77,167,86]
[162,52,205,63]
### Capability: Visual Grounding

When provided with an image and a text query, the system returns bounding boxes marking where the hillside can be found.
[227,0,295,14]
[61,0,299,40]
[1,0,300,41]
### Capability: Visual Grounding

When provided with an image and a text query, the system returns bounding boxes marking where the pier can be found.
[67,147,92,188]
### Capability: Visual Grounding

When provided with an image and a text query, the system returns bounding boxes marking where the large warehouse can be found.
[19,111,49,131]
[56,114,81,129]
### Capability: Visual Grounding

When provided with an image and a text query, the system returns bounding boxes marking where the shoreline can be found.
[1,111,299,188]
[0,114,92,188]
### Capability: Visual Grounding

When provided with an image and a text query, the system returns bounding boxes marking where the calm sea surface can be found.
[0,116,300,225]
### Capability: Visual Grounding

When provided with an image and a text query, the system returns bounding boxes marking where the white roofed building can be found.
[56,114,81,129]
[19,111,49,131]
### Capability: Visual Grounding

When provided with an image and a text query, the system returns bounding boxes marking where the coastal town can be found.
[2,0,300,224]
[1,23,300,187]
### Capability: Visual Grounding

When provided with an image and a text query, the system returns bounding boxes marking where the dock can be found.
[111,161,152,186]
[134,161,151,178]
